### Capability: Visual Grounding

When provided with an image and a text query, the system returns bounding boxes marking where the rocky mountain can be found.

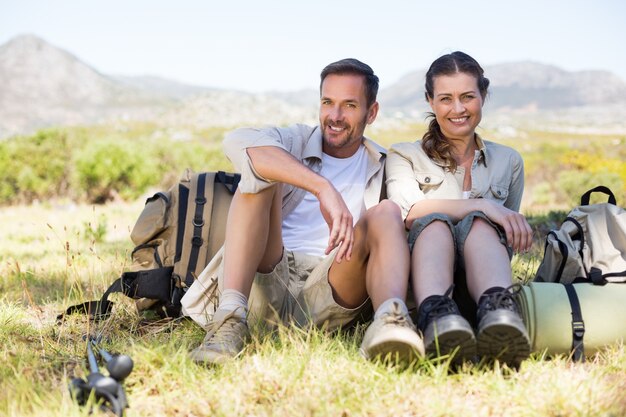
[379,61,626,117]
[0,35,316,138]
[1,34,625,138]
[0,35,174,137]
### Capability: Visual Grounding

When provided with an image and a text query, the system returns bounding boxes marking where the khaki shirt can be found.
[224,123,387,214]
[181,124,386,325]
[386,135,524,220]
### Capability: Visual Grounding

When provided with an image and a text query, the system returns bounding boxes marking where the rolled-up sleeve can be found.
[506,151,525,212]
[223,127,290,194]
[386,144,424,220]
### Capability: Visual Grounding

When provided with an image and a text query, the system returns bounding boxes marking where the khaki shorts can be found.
[248,249,369,331]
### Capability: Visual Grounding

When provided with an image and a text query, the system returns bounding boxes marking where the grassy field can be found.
[2,198,625,417]
[1,124,625,416]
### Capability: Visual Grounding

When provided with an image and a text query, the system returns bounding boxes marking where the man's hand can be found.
[481,200,533,254]
[316,182,354,262]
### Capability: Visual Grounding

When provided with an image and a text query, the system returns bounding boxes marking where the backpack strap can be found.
[185,172,209,288]
[57,267,175,321]
[580,186,616,206]
[175,184,190,264]
[564,216,589,277]
[563,283,585,362]
[56,278,121,321]
[545,230,569,283]
[216,170,240,194]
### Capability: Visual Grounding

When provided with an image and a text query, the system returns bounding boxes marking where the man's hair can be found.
[320,58,379,107]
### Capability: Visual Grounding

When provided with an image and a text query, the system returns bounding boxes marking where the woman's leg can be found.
[463,217,512,301]
[411,220,455,305]
[461,215,530,367]
[410,217,476,362]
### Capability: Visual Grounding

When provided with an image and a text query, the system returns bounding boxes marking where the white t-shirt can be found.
[282,145,368,256]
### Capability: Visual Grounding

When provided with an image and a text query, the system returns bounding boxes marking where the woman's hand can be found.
[480,200,533,253]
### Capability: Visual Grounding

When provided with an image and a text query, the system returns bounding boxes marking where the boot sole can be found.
[425,315,477,364]
[477,310,530,367]
[360,328,425,364]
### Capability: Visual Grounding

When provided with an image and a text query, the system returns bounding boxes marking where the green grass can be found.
[2,123,626,416]
[1,201,625,417]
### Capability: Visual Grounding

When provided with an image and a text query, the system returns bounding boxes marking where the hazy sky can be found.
[1,0,624,92]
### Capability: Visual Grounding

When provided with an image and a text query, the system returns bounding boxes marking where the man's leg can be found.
[327,200,424,362]
[223,184,284,296]
[190,185,283,364]
[328,200,408,309]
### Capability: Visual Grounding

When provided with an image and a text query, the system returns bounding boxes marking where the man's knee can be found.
[362,199,403,227]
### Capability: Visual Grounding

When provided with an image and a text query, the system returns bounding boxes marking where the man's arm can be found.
[247,146,354,262]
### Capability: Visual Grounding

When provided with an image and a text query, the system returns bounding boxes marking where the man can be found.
[182,58,424,364]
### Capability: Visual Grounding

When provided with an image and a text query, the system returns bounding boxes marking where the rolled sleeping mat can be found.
[517,282,626,360]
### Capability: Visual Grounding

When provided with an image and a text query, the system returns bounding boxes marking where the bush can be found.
[0,130,71,204]
[557,170,623,206]
[74,140,160,203]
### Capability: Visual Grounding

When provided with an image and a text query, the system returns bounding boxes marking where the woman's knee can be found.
[467,216,499,239]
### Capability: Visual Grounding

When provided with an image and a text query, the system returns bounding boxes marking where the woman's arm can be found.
[406,198,532,253]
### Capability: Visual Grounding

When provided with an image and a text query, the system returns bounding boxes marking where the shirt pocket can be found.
[488,184,509,201]
[415,172,444,192]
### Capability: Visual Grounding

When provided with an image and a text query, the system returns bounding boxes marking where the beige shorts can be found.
[248,248,369,331]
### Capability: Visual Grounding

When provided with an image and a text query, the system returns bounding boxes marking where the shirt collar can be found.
[432,133,488,168]
[305,126,387,162]
[475,134,488,167]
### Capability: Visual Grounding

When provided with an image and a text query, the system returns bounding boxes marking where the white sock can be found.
[374,297,408,320]
[217,289,248,316]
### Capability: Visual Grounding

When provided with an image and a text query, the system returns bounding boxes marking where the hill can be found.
[1,34,625,138]
[378,61,626,117]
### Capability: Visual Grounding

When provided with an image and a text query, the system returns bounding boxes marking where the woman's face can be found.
[428,72,484,142]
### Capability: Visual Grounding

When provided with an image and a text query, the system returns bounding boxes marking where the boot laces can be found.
[381,302,413,329]
[479,283,523,315]
[204,308,247,345]
[418,285,458,330]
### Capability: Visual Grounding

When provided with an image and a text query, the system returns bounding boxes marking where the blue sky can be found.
[1,0,624,92]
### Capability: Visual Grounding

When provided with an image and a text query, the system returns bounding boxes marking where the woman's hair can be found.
[422,51,489,172]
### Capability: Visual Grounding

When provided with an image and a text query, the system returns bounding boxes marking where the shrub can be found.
[557,170,623,206]
[0,130,71,204]
[74,140,159,203]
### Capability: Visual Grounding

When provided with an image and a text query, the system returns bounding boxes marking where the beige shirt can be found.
[224,123,387,214]
[386,135,524,220]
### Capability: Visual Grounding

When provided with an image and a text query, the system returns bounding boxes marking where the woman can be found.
[386,51,533,366]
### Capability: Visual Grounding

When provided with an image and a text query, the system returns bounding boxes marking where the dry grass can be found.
[1,198,625,416]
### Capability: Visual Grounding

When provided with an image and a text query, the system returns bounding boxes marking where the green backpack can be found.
[59,169,240,320]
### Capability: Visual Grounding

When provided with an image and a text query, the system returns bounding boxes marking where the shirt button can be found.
[425,177,430,183]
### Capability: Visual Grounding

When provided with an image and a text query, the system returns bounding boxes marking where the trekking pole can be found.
[85,338,120,396]
[69,336,125,417]
[90,339,134,381]
[89,338,133,411]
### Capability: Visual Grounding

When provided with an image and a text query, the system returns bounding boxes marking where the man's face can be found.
[319,73,378,158]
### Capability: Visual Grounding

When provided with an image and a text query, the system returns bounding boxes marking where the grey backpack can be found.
[535,186,626,285]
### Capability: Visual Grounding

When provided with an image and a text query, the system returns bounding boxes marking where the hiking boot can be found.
[189,307,250,365]
[476,285,530,367]
[417,291,476,364]
[360,300,424,363]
